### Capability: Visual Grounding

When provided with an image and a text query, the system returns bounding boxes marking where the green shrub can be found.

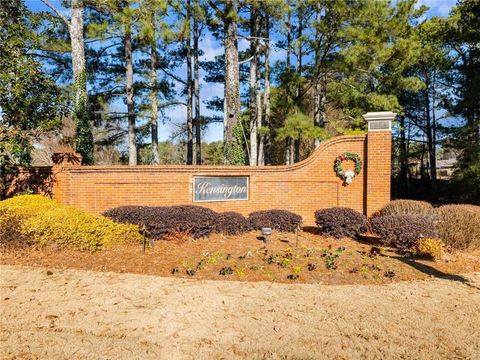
[435,205,480,250]
[0,195,141,251]
[379,200,433,217]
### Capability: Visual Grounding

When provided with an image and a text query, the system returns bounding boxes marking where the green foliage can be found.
[224,123,246,165]
[0,0,63,196]
[0,195,141,251]
[276,111,326,142]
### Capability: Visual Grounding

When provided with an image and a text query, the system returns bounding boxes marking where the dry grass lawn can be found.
[1,265,480,359]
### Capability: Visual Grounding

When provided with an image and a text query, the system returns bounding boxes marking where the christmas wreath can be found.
[334,152,362,184]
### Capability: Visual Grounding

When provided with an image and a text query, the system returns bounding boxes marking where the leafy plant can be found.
[104,205,218,240]
[371,215,436,251]
[435,205,480,250]
[219,266,234,276]
[415,238,444,260]
[214,212,251,235]
[315,207,367,239]
[379,200,434,217]
[321,247,344,270]
[0,195,141,251]
[248,209,302,232]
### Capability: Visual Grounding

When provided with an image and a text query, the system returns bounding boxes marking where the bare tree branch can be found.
[40,0,70,27]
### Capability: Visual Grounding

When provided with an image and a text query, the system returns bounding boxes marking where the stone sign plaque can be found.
[193,176,249,202]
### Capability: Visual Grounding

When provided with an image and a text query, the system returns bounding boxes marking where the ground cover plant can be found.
[248,210,302,232]
[315,207,367,238]
[0,195,141,251]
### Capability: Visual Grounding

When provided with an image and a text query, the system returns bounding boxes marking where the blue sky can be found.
[26,0,457,143]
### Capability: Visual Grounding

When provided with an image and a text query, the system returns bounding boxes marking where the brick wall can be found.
[51,130,392,226]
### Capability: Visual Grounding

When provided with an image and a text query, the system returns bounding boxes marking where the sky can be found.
[26,0,457,144]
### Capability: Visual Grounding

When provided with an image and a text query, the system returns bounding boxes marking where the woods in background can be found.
[1,0,479,204]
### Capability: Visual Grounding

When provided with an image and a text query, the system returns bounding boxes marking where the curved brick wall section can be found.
[52,131,391,226]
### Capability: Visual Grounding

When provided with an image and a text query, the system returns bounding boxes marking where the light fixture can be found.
[261,227,272,243]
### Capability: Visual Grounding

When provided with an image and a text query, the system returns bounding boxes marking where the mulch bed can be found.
[2,231,479,285]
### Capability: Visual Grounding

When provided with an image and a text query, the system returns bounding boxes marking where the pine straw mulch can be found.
[2,230,480,285]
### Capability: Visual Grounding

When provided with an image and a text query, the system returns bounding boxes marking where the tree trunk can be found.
[150,12,160,165]
[259,16,270,166]
[425,74,436,199]
[193,0,201,165]
[186,0,193,165]
[124,20,137,166]
[223,0,240,156]
[313,4,326,148]
[249,4,259,166]
[71,0,93,164]
[399,115,409,196]
[286,2,291,69]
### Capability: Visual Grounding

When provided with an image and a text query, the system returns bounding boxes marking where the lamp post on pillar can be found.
[363,111,396,217]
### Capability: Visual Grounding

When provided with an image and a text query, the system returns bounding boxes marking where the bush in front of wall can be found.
[435,204,480,250]
[0,195,141,251]
[104,205,218,239]
[371,214,436,251]
[379,199,434,217]
[314,207,367,239]
[414,238,444,260]
[214,212,251,235]
[248,210,302,233]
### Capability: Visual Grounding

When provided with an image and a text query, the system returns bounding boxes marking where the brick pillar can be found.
[363,112,396,217]
[51,152,82,204]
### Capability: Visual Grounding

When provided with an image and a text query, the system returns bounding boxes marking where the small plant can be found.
[314,207,367,239]
[304,247,315,257]
[186,268,196,276]
[322,247,344,270]
[307,263,317,271]
[415,238,444,261]
[384,270,396,278]
[236,267,247,279]
[219,266,234,276]
[287,266,301,280]
[171,267,179,275]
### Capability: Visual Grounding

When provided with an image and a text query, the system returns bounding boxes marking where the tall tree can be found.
[0,0,64,197]
[41,0,93,164]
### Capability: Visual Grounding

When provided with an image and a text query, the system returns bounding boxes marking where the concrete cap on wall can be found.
[363,111,397,132]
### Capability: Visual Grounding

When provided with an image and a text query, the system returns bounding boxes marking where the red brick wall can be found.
[51,132,391,225]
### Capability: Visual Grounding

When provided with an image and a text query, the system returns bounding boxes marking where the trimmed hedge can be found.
[379,200,433,217]
[248,210,302,232]
[104,205,218,239]
[215,212,251,235]
[371,215,436,250]
[0,195,141,251]
[314,207,367,239]
[435,204,480,250]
